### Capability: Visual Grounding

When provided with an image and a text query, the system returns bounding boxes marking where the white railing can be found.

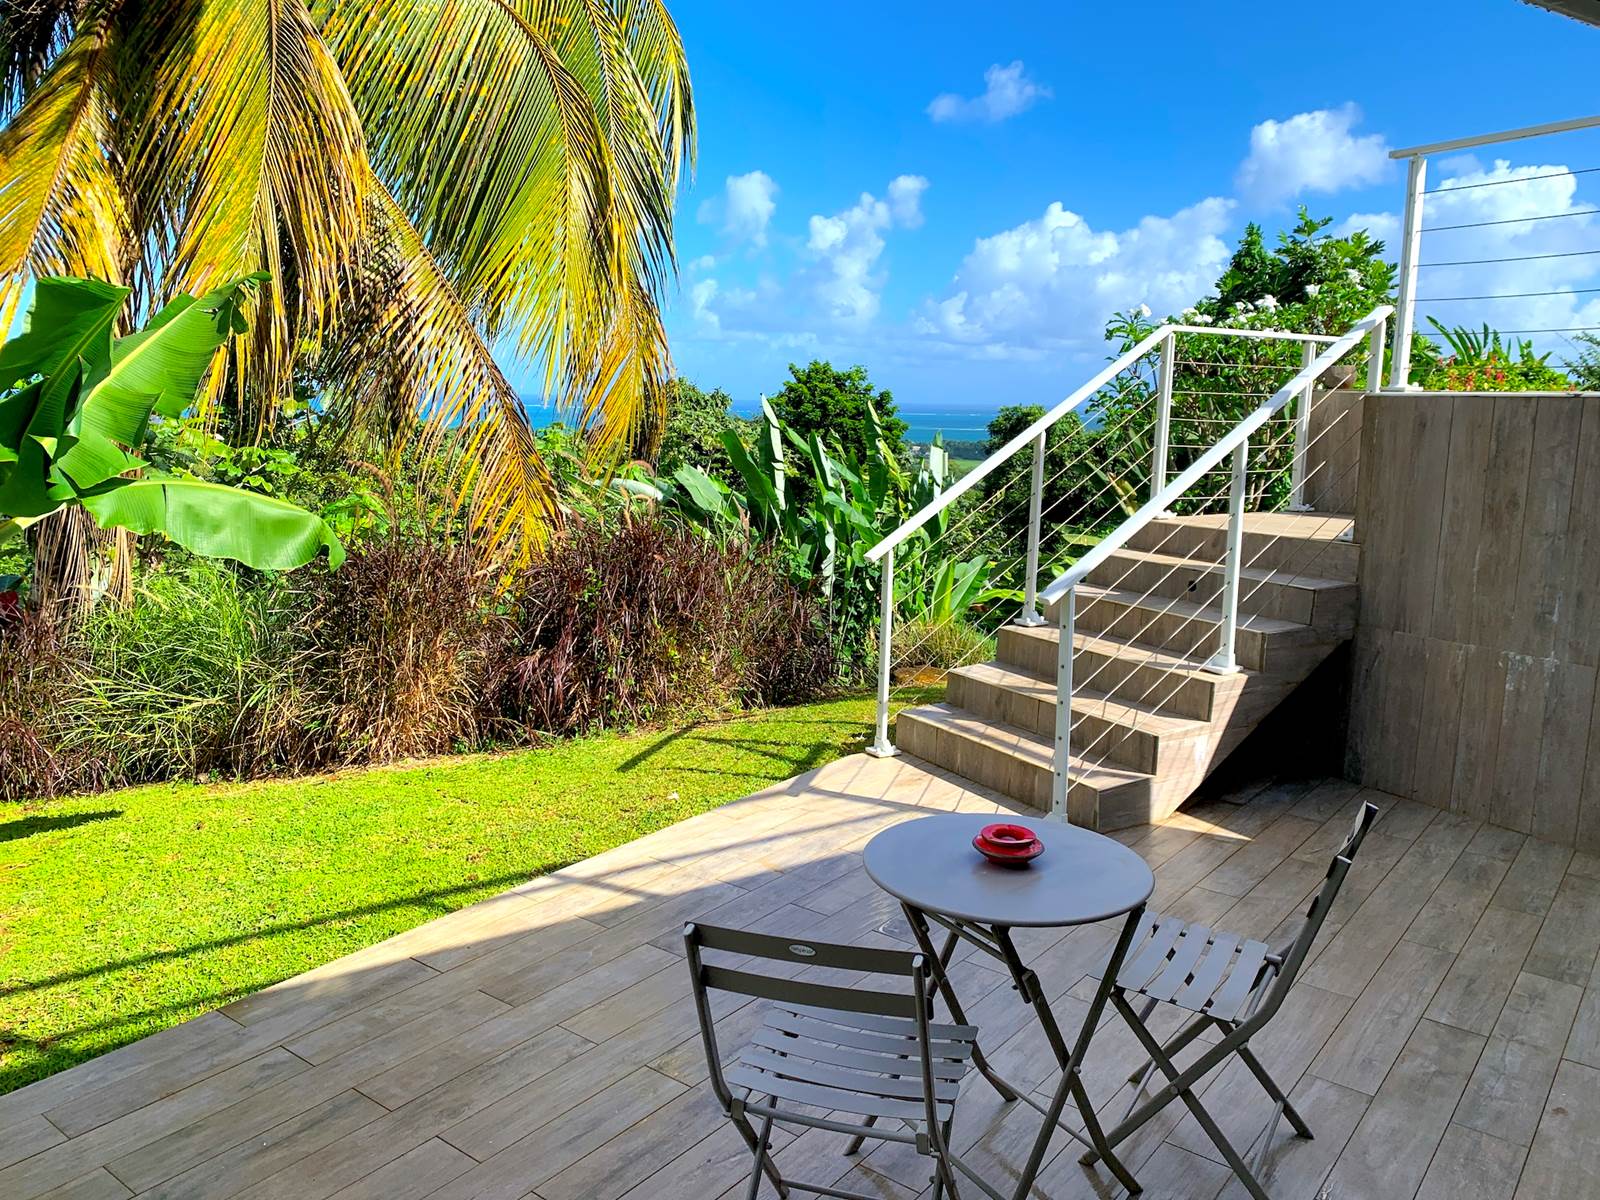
[1388,113,1600,388]
[863,314,1378,766]
[1034,306,1391,816]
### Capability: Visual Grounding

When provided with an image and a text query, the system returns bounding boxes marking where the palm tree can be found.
[0,0,694,564]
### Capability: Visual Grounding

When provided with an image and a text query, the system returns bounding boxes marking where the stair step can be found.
[946,661,1211,773]
[998,625,1240,721]
[1086,547,1357,634]
[895,703,1155,829]
[1051,584,1332,676]
[1127,512,1360,581]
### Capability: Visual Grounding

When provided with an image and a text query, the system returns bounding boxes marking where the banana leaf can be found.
[79,477,344,571]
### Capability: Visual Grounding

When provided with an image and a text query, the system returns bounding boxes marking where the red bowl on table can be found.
[973,822,1044,867]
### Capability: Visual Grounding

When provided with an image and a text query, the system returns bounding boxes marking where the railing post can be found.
[1152,331,1176,514]
[1389,154,1427,390]
[1367,314,1388,394]
[1205,440,1247,675]
[1288,341,1316,512]
[867,547,898,758]
[1051,585,1075,821]
[1016,430,1047,627]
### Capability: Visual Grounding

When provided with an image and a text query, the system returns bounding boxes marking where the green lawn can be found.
[0,692,923,1094]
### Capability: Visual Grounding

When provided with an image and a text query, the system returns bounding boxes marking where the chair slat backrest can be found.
[1244,800,1379,1030]
[683,921,932,1115]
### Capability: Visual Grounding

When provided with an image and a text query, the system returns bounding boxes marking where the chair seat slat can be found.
[1118,914,1186,990]
[750,1026,969,1080]
[726,1065,952,1122]
[1205,940,1272,1020]
[1142,925,1215,1003]
[1172,931,1241,1009]
[766,1010,976,1062]
[736,1048,962,1102]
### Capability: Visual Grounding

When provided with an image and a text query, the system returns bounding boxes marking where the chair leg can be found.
[844,1114,878,1155]
[929,1116,963,1200]
[1234,1044,1313,1139]
[733,1109,788,1199]
[1093,995,1271,1200]
[1125,1005,1211,1084]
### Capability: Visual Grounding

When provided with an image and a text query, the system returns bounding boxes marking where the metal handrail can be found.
[865,324,1339,567]
[865,324,1173,565]
[1038,306,1394,607]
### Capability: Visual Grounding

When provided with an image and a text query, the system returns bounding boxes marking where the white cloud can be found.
[689,278,721,333]
[888,175,930,227]
[1236,104,1389,205]
[917,197,1236,357]
[805,175,929,324]
[927,62,1051,124]
[687,253,718,272]
[697,170,779,246]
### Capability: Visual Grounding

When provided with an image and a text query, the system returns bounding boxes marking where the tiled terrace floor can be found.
[2,754,1599,1200]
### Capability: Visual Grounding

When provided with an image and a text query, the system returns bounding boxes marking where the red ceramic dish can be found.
[973,823,1044,867]
[978,822,1036,848]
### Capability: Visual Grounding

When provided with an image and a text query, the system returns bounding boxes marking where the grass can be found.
[0,691,934,1094]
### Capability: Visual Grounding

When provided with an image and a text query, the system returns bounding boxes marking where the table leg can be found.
[1005,906,1147,1199]
[901,903,1020,1104]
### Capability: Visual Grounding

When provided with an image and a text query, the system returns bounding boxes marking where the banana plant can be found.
[0,275,343,570]
[654,400,998,633]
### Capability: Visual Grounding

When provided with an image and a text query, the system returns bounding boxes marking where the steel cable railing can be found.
[864,315,1372,785]
[1388,115,1600,387]
[1062,411,1368,776]
[1027,306,1392,816]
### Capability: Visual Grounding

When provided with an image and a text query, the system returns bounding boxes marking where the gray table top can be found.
[863,814,1155,928]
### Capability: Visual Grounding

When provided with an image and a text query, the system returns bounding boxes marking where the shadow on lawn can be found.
[0,810,121,844]
[0,869,543,1004]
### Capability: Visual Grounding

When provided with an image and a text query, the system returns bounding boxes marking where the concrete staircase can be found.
[895,511,1359,830]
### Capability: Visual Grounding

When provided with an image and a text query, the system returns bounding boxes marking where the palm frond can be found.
[0,0,77,117]
[322,179,556,563]
[0,12,127,331]
[121,0,369,420]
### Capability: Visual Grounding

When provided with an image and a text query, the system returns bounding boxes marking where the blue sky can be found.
[531,1,1600,423]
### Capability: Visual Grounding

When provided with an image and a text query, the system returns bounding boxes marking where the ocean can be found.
[524,399,1011,448]
[730,403,1002,447]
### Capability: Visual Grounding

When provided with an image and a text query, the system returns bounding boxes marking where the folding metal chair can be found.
[684,921,1005,1200]
[1080,800,1379,1199]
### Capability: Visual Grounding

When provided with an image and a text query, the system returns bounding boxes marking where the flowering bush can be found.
[1088,210,1395,515]
[1413,320,1572,392]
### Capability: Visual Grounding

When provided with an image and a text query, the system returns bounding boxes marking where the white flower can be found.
[1305,283,1321,297]
[1181,305,1198,317]
[1235,299,1254,313]
[1257,294,1279,312]
[1135,303,1152,319]
[1346,268,1362,283]
[1191,313,1213,325]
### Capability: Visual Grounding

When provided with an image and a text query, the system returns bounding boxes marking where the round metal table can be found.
[864,813,1155,1198]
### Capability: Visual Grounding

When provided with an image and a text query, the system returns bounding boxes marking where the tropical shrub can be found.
[646,378,752,486]
[274,539,495,768]
[487,513,832,736]
[1413,320,1572,392]
[767,361,908,503]
[0,605,93,799]
[62,564,292,784]
[1091,211,1396,516]
[891,615,993,673]
[656,401,996,675]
